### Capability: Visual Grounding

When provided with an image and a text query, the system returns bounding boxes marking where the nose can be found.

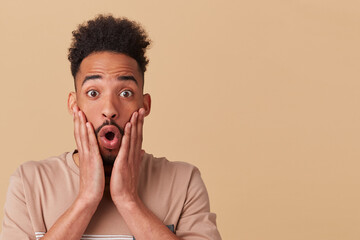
[102,96,118,119]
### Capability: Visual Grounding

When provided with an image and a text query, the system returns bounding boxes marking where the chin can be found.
[100,147,119,166]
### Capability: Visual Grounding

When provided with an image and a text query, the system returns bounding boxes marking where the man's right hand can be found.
[73,106,105,206]
[40,107,105,239]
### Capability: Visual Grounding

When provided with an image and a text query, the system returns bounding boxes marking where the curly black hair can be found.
[68,14,151,85]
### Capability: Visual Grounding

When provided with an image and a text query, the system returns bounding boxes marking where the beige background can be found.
[1,0,360,239]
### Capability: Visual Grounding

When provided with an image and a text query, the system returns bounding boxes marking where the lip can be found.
[98,125,121,150]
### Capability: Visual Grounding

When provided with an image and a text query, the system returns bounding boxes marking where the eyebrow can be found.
[82,75,138,86]
[118,75,138,85]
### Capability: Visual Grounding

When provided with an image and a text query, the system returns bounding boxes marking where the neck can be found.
[72,151,113,186]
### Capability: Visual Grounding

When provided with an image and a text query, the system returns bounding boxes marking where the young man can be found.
[1,15,221,240]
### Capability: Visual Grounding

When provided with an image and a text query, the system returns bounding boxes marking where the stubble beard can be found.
[101,149,117,166]
[94,119,124,169]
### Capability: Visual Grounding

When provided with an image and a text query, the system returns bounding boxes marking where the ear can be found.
[142,93,151,117]
[67,92,77,115]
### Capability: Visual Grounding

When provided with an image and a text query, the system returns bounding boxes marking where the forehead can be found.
[75,51,143,87]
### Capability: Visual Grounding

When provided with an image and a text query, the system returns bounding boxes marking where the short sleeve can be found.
[176,168,221,240]
[0,168,35,240]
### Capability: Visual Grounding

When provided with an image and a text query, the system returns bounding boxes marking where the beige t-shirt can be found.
[1,151,221,240]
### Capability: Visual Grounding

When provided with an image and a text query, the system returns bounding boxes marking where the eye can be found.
[86,90,99,98]
[120,90,133,98]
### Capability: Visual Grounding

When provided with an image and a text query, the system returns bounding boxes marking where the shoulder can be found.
[14,152,72,183]
[143,152,198,170]
[142,152,200,181]
[140,152,206,198]
[5,152,71,207]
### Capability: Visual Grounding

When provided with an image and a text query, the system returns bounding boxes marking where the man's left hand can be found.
[110,108,145,205]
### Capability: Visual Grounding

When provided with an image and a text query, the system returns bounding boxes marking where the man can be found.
[1,15,221,240]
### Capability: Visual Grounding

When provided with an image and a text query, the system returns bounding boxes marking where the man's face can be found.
[68,51,151,164]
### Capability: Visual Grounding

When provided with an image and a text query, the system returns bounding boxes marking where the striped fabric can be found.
[35,232,134,240]
[35,225,174,239]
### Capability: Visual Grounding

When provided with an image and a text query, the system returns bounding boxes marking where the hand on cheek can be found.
[72,105,105,206]
[110,108,146,205]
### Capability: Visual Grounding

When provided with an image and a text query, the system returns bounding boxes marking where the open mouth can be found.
[98,125,121,150]
[105,131,115,141]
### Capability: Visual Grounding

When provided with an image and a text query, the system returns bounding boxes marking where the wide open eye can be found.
[120,90,133,98]
[86,90,99,98]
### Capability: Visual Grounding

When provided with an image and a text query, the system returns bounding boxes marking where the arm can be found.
[41,107,104,239]
[0,108,101,240]
[110,109,180,240]
[0,169,35,240]
[39,198,97,240]
[175,169,222,240]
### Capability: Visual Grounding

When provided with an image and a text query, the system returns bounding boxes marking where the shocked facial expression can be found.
[68,51,151,164]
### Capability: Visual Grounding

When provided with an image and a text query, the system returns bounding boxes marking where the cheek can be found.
[118,105,137,122]
[80,105,102,125]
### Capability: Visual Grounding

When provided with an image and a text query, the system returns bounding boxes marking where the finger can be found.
[128,111,138,166]
[73,107,82,153]
[135,108,145,159]
[79,110,90,153]
[86,122,100,156]
[114,122,131,169]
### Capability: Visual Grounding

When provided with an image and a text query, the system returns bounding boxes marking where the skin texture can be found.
[40,52,179,240]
